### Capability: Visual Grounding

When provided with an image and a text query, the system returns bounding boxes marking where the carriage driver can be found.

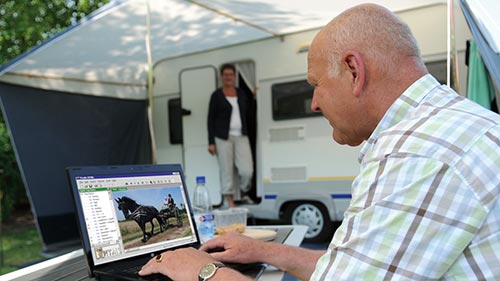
[162,194,175,212]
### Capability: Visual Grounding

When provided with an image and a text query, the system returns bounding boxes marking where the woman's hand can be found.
[208,144,216,155]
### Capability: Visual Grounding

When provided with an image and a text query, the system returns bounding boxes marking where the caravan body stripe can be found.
[331,194,352,199]
[263,176,356,183]
[264,194,352,200]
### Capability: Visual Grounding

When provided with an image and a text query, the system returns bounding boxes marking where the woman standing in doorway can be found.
[207,63,254,208]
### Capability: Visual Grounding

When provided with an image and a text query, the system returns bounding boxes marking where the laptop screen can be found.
[68,164,199,267]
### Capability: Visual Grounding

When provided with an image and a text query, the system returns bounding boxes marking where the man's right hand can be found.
[200,231,325,280]
[200,232,265,264]
[208,144,216,155]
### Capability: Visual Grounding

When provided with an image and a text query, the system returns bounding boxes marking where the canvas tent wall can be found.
[0,85,152,252]
[0,0,447,252]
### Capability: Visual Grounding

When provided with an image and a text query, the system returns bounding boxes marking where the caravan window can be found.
[272,80,321,120]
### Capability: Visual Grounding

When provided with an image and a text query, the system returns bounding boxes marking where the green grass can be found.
[0,226,45,275]
[122,231,144,244]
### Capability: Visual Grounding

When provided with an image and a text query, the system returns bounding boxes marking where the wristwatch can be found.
[198,263,226,281]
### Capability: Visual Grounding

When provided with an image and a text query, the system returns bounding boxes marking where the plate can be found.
[214,228,277,241]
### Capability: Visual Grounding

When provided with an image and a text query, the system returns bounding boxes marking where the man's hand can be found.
[200,232,265,264]
[201,232,325,280]
[208,144,216,155]
[139,247,249,281]
[139,247,214,280]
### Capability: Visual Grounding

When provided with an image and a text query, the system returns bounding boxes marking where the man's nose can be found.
[311,93,320,112]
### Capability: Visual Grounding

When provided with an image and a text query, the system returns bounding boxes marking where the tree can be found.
[0,0,110,63]
[0,113,25,221]
[0,0,110,221]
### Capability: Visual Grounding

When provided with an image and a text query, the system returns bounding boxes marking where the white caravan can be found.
[152,3,453,242]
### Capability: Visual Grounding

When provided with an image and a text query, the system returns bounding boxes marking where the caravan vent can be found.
[271,166,307,182]
[269,126,305,142]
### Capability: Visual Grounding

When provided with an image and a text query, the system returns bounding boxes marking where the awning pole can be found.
[146,0,157,164]
[449,0,460,92]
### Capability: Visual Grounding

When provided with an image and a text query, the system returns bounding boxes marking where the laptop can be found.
[67,164,266,281]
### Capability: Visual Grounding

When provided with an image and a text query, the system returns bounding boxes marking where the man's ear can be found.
[342,50,365,97]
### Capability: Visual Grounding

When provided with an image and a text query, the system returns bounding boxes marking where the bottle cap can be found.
[196,176,206,184]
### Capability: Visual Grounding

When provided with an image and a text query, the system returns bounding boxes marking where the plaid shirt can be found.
[312,74,500,280]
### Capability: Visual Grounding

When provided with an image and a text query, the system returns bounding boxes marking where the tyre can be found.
[284,202,334,243]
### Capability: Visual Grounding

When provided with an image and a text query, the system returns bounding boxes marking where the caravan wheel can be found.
[284,202,334,243]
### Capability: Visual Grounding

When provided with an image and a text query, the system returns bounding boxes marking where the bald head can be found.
[310,3,426,79]
[307,4,428,146]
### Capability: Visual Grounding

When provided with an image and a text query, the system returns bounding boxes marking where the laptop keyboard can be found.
[116,262,265,280]
[122,265,142,274]
[122,265,171,281]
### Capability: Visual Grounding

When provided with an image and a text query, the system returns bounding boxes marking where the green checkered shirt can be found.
[312,74,500,280]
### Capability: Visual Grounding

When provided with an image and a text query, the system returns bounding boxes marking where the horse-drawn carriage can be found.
[158,203,183,228]
[115,196,183,243]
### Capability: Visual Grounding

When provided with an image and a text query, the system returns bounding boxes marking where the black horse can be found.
[115,196,165,243]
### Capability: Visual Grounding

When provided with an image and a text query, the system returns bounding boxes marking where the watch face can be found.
[199,263,217,278]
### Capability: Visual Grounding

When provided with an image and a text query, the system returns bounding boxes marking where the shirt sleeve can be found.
[311,155,487,280]
[207,92,217,145]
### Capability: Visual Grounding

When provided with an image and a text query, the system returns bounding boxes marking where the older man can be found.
[139,4,500,280]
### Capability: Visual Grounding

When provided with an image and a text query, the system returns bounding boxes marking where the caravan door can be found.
[180,66,222,204]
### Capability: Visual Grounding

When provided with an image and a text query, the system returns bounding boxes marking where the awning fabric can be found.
[460,0,500,90]
[0,0,446,99]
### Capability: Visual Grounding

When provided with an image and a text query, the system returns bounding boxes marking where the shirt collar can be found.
[358,74,440,163]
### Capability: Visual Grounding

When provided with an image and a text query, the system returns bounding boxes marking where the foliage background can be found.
[0,0,110,221]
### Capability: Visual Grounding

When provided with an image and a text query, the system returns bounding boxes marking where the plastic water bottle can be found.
[192,176,214,243]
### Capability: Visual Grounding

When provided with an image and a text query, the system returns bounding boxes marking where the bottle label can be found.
[196,213,214,243]
[197,213,214,222]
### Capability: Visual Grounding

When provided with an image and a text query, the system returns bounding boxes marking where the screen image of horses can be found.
[113,187,191,249]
